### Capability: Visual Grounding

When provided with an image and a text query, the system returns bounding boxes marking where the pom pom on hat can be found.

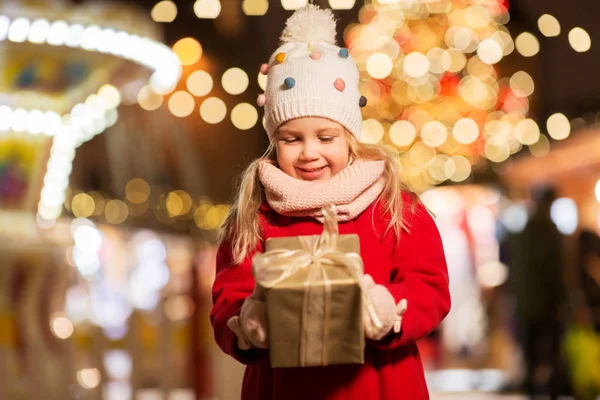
[280,4,337,45]
[264,4,363,140]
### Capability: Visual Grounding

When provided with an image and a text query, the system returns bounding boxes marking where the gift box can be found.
[252,205,368,368]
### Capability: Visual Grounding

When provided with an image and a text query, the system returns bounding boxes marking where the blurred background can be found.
[0,0,599,399]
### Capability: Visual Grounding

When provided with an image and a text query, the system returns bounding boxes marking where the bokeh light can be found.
[361,119,384,144]
[151,1,178,23]
[187,71,213,97]
[222,68,249,95]
[194,0,222,19]
[389,120,416,147]
[137,85,163,111]
[172,37,202,66]
[168,91,195,117]
[510,71,535,98]
[515,118,540,145]
[452,118,479,144]
[281,0,308,10]
[200,97,227,124]
[546,113,571,140]
[243,0,269,15]
[569,27,591,52]
[537,14,560,37]
[231,103,258,130]
[126,179,151,204]
[105,200,129,224]
[515,32,540,57]
[366,53,393,79]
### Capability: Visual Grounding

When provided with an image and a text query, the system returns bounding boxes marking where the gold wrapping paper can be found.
[264,234,363,368]
[252,204,380,368]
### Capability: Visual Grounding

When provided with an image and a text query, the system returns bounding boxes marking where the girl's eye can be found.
[282,138,299,144]
[319,136,334,143]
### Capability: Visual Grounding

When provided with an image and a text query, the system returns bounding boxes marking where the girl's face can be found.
[274,117,350,181]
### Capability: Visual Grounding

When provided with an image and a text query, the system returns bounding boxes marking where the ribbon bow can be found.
[252,203,382,330]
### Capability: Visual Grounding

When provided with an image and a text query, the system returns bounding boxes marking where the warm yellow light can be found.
[546,113,571,140]
[493,30,515,56]
[569,27,591,52]
[77,368,101,390]
[477,38,503,65]
[484,137,510,162]
[72,193,95,218]
[529,134,550,158]
[515,32,540,57]
[428,154,450,181]
[409,142,436,167]
[281,0,308,10]
[172,37,202,66]
[174,190,192,215]
[50,315,74,339]
[187,71,213,97]
[366,52,393,79]
[426,47,452,74]
[329,0,355,9]
[510,71,535,98]
[421,121,448,148]
[459,76,488,106]
[231,103,258,130]
[389,120,416,147]
[222,68,249,95]
[105,200,128,224]
[126,179,150,204]
[166,192,185,216]
[151,1,178,23]
[98,84,121,109]
[168,91,195,118]
[361,119,384,144]
[200,97,227,124]
[464,6,490,29]
[537,14,560,37]
[452,27,475,52]
[243,0,269,15]
[137,85,163,111]
[515,118,540,145]
[403,52,430,78]
[447,49,467,73]
[194,0,222,18]
[258,72,267,91]
[452,118,479,144]
[448,155,471,182]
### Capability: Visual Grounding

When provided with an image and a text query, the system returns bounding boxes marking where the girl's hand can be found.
[227,287,269,350]
[361,274,408,340]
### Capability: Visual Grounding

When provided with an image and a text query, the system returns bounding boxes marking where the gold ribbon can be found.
[253,204,381,366]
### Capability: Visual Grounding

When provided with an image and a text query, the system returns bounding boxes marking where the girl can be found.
[210,5,450,399]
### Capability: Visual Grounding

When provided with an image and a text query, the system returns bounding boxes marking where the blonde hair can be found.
[218,130,415,265]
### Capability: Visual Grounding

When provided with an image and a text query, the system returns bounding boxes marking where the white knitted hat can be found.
[257,5,366,140]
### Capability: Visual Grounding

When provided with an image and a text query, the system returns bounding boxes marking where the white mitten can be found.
[227,286,269,350]
[361,274,408,340]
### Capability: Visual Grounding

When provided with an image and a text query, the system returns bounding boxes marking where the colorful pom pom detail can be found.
[260,63,269,75]
[257,94,266,107]
[338,48,349,59]
[310,51,322,60]
[275,53,286,64]
[334,78,346,92]
[359,96,367,107]
[283,77,296,89]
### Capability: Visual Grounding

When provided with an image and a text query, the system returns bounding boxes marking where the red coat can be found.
[210,193,451,400]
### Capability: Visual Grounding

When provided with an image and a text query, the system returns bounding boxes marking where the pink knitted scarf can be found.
[258,160,386,222]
